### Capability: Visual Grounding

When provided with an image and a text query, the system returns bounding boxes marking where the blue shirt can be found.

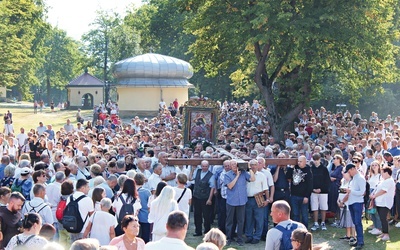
[137,187,151,223]
[0,164,6,180]
[224,170,250,206]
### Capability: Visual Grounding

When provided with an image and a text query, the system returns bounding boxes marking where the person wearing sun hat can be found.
[342,163,366,249]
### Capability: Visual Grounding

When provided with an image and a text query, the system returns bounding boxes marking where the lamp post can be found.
[105,80,112,103]
[36,87,41,101]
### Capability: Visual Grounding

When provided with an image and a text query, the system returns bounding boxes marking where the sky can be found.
[45,0,143,40]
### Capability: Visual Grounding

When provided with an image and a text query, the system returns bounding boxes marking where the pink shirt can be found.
[109,235,145,250]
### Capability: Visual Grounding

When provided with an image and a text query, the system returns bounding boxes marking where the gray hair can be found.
[4,165,15,177]
[126,170,137,179]
[100,197,112,209]
[55,171,66,182]
[116,160,125,169]
[107,174,117,182]
[93,176,106,186]
[18,159,31,169]
[117,175,128,188]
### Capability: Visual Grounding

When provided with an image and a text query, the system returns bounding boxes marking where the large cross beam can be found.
[166,158,297,166]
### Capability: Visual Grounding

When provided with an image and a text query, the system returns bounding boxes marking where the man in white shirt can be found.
[145,210,194,250]
[136,158,152,190]
[3,119,14,138]
[245,159,269,244]
[16,127,28,149]
[148,163,162,194]
[64,119,74,133]
[159,152,177,187]
[36,122,46,136]
[67,179,94,242]
[22,183,54,225]
[46,171,65,239]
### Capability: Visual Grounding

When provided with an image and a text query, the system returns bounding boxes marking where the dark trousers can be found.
[349,202,364,246]
[193,197,212,234]
[226,203,245,243]
[377,206,390,234]
[217,192,227,233]
[139,222,151,243]
[395,190,400,221]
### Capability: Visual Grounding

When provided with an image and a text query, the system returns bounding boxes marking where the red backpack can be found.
[56,196,67,222]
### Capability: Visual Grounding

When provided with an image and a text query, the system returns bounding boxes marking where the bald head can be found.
[298,155,307,168]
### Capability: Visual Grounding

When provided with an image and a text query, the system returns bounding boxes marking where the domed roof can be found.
[113,53,193,80]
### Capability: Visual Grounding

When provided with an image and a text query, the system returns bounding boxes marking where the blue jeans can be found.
[349,202,364,246]
[245,197,264,240]
[370,211,382,230]
[290,195,309,228]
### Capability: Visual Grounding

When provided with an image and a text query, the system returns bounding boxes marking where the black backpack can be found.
[118,195,135,223]
[27,202,48,214]
[62,195,88,233]
[275,223,299,250]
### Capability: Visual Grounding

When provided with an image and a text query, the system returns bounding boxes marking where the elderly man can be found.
[265,200,306,250]
[189,160,215,236]
[245,159,269,244]
[22,183,53,225]
[46,171,66,228]
[257,157,275,240]
[159,152,176,187]
[224,160,255,246]
[287,155,313,228]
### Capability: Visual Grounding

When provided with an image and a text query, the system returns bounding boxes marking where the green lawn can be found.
[185,216,400,249]
[0,103,92,132]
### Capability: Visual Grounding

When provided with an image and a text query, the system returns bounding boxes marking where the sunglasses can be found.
[352,161,359,163]
[82,160,87,163]
[96,156,101,159]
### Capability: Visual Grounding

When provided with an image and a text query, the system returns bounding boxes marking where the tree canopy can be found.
[179,0,400,139]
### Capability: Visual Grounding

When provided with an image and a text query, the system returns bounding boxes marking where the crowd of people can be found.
[0,99,399,250]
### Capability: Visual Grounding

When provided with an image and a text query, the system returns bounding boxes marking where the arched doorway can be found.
[82,93,94,109]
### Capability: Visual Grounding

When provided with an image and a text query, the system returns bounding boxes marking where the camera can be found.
[237,160,249,172]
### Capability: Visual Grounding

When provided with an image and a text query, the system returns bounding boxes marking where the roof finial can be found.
[84,68,88,74]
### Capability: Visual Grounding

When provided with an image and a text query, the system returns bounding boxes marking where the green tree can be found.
[179,0,399,140]
[38,27,83,103]
[125,0,236,100]
[0,0,48,99]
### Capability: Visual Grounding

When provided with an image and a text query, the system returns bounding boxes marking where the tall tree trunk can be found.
[46,75,51,105]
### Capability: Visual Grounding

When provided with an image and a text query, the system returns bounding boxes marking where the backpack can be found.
[27,202,48,214]
[275,223,299,250]
[118,195,135,224]
[14,235,35,250]
[56,196,67,222]
[62,195,88,233]
[11,179,27,194]
[364,181,370,208]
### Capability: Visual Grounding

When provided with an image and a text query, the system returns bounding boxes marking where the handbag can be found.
[254,192,266,208]
[367,199,376,214]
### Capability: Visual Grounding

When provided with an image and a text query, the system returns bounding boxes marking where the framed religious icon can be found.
[182,97,220,146]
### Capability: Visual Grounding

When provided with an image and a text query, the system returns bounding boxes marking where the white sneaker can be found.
[395,222,400,228]
[370,229,383,235]
[381,235,390,241]
[311,223,319,231]
[321,222,327,230]
[368,228,376,233]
